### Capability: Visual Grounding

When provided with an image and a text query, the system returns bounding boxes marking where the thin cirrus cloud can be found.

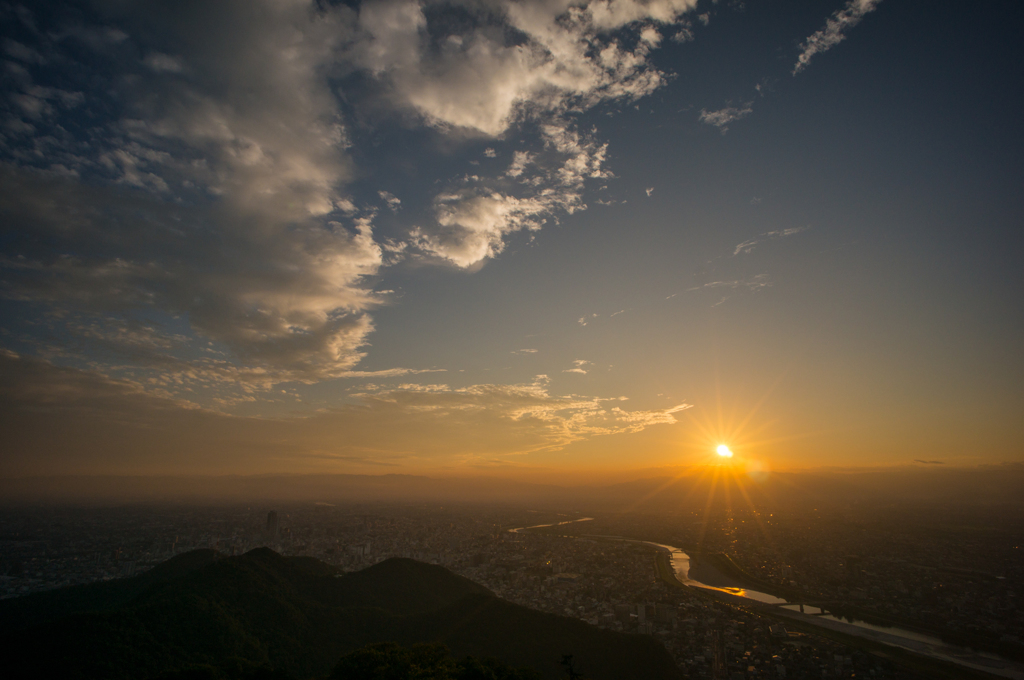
[698,0,880,131]
[690,275,773,292]
[734,227,810,255]
[793,0,882,75]
[0,352,692,475]
[698,104,753,132]
[563,359,592,374]
[666,274,773,300]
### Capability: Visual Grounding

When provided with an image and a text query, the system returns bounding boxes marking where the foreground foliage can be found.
[331,642,540,680]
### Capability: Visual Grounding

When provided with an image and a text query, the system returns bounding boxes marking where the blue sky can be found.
[1,0,1021,478]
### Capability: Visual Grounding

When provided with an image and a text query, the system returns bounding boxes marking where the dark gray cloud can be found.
[0,164,383,386]
[1,1,383,389]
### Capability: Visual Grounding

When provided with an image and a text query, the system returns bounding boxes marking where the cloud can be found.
[563,359,592,374]
[4,38,46,64]
[1,165,387,387]
[0,0,704,404]
[733,226,810,255]
[415,190,549,267]
[348,0,699,268]
[413,121,612,267]
[0,353,692,475]
[914,459,945,465]
[0,2,396,393]
[669,274,772,299]
[718,275,771,291]
[672,25,695,43]
[699,104,752,132]
[793,0,882,75]
[142,52,183,73]
[354,0,697,136]
[506,151,532,178]
[258,377,691,457]
[512,348,539,355]
[379,190,401,212]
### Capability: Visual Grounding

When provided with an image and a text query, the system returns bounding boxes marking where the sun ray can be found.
[694,466,721,555]
[727,465,780,556]
[622,467,697,512]
[676,465,719,510]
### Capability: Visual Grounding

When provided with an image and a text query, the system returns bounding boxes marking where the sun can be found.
[716,444,734,458]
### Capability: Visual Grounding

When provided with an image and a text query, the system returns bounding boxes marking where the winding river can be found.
[510,518,1024,680]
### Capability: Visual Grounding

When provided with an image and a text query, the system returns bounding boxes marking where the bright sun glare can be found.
[716,445,734,458]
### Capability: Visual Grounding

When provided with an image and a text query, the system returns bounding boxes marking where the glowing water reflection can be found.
[508,521,1023,678]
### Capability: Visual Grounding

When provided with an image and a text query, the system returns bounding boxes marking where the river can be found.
[509,517,593,533]
[510,519,1024,680]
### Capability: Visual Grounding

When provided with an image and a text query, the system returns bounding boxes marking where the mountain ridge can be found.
[0,548,681,680]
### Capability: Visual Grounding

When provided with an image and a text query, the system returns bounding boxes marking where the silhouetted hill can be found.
[329,555,489,613]
[392,592,672,680]
[0,549,681,680]
[0,548,222,634]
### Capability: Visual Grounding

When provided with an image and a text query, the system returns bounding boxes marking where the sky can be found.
[1,0,1022,481]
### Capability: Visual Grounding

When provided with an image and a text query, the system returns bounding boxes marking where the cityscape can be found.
[2,500,1021,679]
[1,0,1022,678]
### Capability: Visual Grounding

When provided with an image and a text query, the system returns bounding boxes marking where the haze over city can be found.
[2,6,1024,678]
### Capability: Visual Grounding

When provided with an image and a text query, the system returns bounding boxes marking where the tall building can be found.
[266,510,279,539]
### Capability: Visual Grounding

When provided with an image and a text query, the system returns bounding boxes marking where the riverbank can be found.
[517,521,1024,678]
[700,552,1024,663]
[701,552,802,600]
[653,550,1017,680]
[686,554,749,589]
[771,607,1024,680]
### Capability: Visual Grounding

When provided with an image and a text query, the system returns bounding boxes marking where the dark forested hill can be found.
[0,548,223,634]
[0,549,680,680]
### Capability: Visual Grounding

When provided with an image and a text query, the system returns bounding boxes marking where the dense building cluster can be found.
[552,506,1024,659]
[0,504,541,596]
[452,530,916,679]
[696,508,1019,652]
[0,503,1018,679]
